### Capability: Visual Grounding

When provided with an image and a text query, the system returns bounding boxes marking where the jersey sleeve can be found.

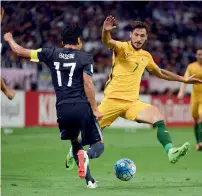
[30,47,55,63]
[146,53,159,72]
[83,54,94,77]
[113,41,125,52]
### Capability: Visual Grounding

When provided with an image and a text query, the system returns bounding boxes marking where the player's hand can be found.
[177,91,184,99]
[4,32,13,42]
[184,74,202,84]
[5,88,16,100]
[93,109,103,121]
[103,16,117,31]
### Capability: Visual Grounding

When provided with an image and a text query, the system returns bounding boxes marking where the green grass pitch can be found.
[1,127,202,196]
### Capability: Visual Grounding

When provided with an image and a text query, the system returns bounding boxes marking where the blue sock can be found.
[87,143,104,159]
[71,140,83,154]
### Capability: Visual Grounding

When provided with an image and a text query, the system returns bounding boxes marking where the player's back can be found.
[187,62,202,94]
[35,47,93,105]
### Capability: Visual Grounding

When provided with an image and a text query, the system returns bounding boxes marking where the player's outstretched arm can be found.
[4,32,31,58]
[160,69,202,84]
[0,77,16,100]
[147,54,202,84]
[177,83,187,99]
[150,67,202,84]
[177,67,190,99]
[83,72,103,121]
[102,16,117,49]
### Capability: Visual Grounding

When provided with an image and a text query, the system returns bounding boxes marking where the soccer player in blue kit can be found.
[4,23,104,188]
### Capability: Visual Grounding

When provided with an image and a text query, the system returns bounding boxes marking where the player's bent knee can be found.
[60,129,78,140]
[60,130,69,140]
[150,106,164,123]
[197,116,202,123]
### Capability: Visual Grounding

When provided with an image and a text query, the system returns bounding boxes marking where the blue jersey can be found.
[35,47,94,105]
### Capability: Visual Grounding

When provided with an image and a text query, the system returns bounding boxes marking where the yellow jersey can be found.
[185,61,202,94]
[104,41,158,101]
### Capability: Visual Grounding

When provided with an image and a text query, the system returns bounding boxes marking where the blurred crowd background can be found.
[1,1,202,94]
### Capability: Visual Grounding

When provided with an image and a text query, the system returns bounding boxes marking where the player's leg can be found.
[78,98,127,159]
[60,123,89,179]
[65,98,126,169]
[80,105,105,188]
[0,77,15,100]
[65,135,82,170]
[98,98,128,129]
[58,103,92,182]
[69,137,94,183]
[63,103,104,187]
[60,128,90,180]
[191,99,202,151]
[68,140,104,185]
[195,103,202,151]
[65,136,104,171]
[87,141,104,159]
[125,100,190,163]
[191,99,200,145]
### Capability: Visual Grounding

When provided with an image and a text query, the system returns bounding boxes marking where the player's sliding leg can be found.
[135,105,190,163]
[0,77,16,100]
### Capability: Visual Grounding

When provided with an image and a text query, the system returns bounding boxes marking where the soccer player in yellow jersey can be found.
[99,16,202,164]
[178,49,202,151]
[66,16,202,167]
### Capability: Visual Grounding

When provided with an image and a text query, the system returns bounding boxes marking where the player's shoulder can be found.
[76,50,92,57]
[43,46,56,51]
[138,49,153,60]
[140,49,151,56]
[187,61,198,69]
[39,46,56,60]
[122,41,130,45]
[42,46,57,55]
[116,41,129,48]
[76,50,93,62]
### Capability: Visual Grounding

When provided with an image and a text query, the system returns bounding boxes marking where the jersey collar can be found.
[128,41,142,52]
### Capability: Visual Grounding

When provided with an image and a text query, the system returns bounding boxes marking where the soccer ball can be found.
[114,158,136,181]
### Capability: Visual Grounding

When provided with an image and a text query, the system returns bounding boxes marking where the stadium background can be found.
[1,2,202,196]
[1,1,201,127]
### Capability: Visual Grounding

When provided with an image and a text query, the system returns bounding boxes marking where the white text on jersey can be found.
[59,53,75,60]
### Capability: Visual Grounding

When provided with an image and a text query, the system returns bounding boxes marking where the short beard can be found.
[131,41,143,50]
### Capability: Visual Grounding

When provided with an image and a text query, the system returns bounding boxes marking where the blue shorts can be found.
[57,103,103,146]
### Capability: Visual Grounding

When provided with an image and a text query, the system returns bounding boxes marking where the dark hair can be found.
[61,23,82,45]
[130,21,149,34]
